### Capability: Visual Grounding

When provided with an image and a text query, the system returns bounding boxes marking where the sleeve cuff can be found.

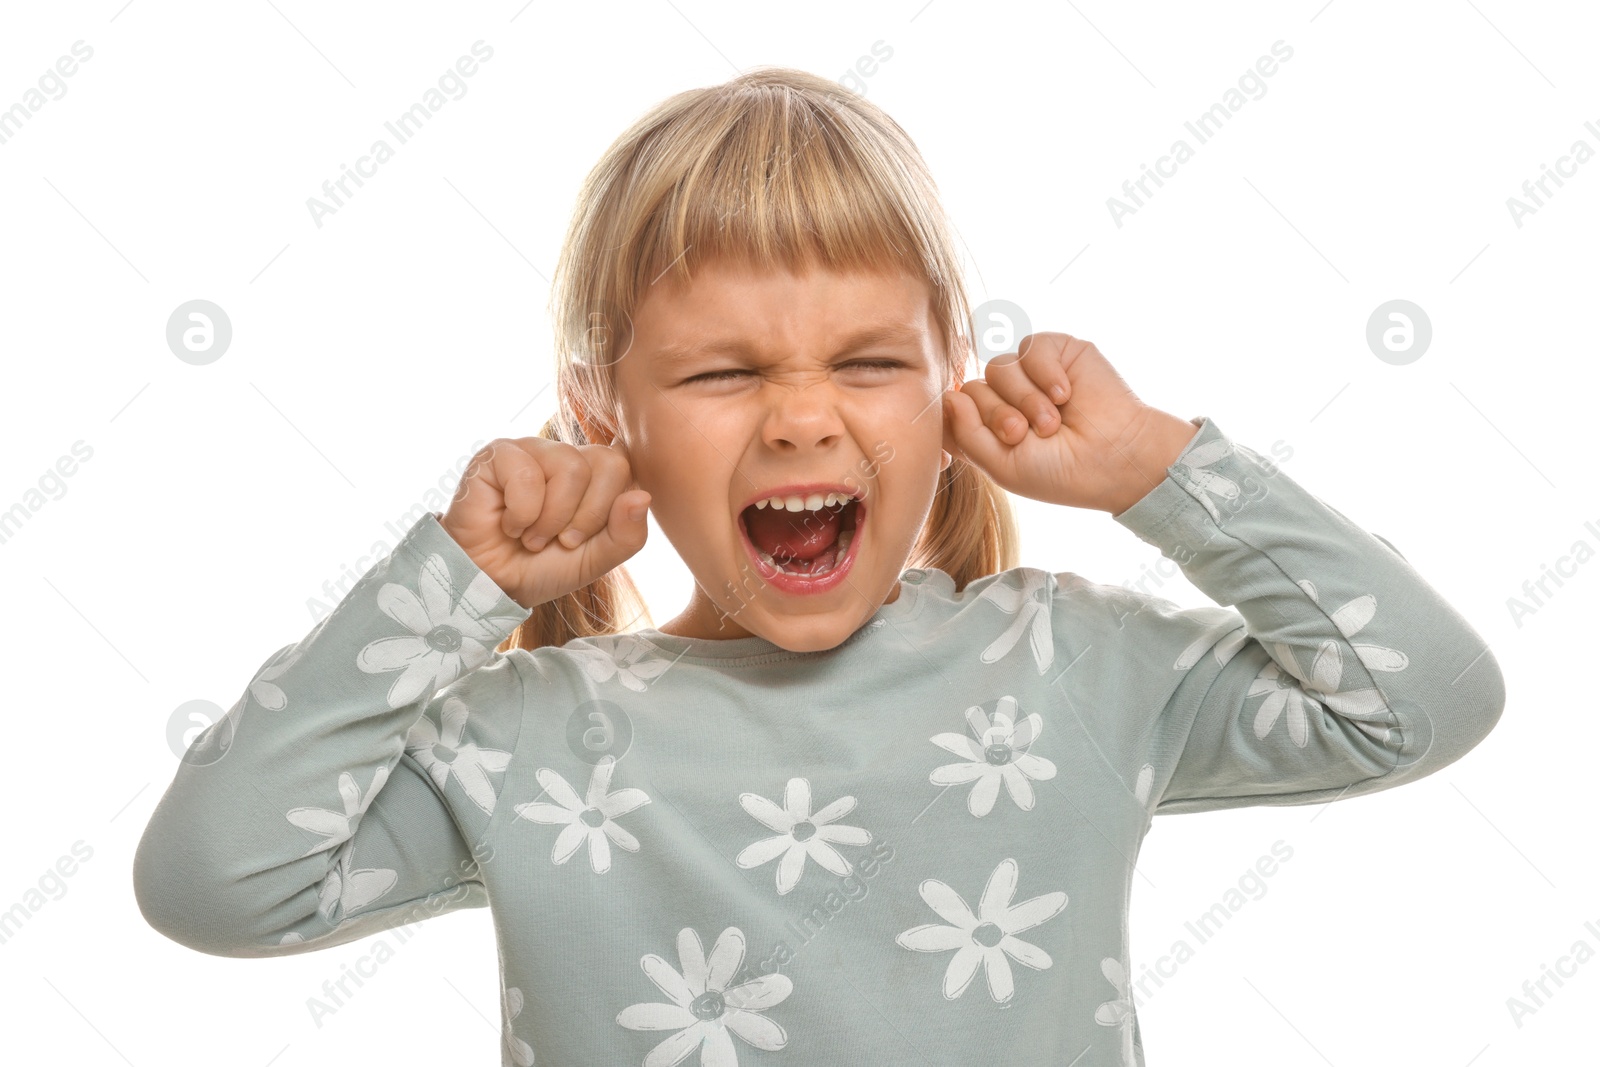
[386,511,533,641]
[1110,414,1215,541]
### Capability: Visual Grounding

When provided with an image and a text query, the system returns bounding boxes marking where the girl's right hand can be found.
[438,437,652,610]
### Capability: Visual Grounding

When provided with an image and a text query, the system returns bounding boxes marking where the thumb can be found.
[581,488,652,570]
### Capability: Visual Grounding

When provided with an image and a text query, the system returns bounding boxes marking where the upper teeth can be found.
[754,492,853,511]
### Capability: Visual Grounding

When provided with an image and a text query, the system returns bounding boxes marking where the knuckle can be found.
[467,440,503,471]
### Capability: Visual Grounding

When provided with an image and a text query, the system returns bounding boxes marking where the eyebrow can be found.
[652,323,928,367]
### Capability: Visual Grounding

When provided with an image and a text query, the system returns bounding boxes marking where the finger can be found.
[1018,333,1074,407]
[554,444,634,549]
[490,441,546,541]
[958,379,1031,446]
[519,442,594,551]
[985,334,1066,436]
[940,392,972,466]
[942,387,1015,474]
[578,486,653,571]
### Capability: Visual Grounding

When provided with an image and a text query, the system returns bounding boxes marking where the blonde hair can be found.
[497,66,1019,655]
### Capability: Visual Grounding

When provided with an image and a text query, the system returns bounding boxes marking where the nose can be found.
[759,378,846,454]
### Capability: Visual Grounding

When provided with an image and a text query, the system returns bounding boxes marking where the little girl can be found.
[135,67,1505,1066]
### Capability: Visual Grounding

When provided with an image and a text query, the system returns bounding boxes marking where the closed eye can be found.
[687,360,905,383]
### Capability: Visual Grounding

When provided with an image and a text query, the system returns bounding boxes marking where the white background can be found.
[0,1,1594,1063]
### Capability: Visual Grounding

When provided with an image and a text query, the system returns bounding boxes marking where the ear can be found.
[944,359,966,395]
[574,402,614,448]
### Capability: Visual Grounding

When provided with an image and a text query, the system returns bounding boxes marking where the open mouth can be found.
[737,493,863,583]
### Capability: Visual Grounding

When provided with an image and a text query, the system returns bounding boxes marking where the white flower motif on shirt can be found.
[250,640,307,711]
[314,836,397,922]
[405,694,514,816]
[571,635,674,692]
[1248,658,1322,748]
[286,766,390,857]
[895,858,1068,1004]
[513,755,651,874]
[975,570,1054,673]
[1250,640,1395,748]
[616,926,793,1065]
[503,985,535,1066]
[735,777,871,896]
[1132,763,1155,810]
[356,552,522,709]
[1169,437,1238,523]
[1296,581,1411,673]
[929,695,1057,817]
[1094,956,1138,1065]
[1172,615,1249,671]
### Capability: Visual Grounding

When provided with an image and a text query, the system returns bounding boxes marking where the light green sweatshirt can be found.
[133,415,1504,1066]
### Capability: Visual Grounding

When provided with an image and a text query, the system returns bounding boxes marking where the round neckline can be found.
[627,570,931,664]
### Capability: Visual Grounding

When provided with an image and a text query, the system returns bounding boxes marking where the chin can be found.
[751,611,864,653]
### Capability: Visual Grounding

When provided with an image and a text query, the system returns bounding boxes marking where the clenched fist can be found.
[439,437,652,610]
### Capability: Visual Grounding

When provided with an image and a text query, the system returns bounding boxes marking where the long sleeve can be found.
[133,512,532,956]
[1104,415,1505,814]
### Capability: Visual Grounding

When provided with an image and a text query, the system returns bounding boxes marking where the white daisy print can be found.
[282,766,398,921]
[1169,437,1239,522]
[250,640,307,710]
[314,836,397,922]
[895,858,1068,1004]
[975,569,1054,673]
[929,695,1057,817]
[1132,763,1155,810]
[735,777,871,896]
[571,635,674,692]
[356,552,523,709]
[1249,640,1395,748]
[503,985,535,1066]
[1248,657,1321,748]
[1093,956,1138,1065]
[405,694,514,816]
[1172,615,1249,671]
[1296,581,1411,673]
[616,926,793,1065]
[513,755,651,874]
[286,766,390,857]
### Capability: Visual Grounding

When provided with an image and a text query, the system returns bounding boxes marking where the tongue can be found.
[744,505,841,562]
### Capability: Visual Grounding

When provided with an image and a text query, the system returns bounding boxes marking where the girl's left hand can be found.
[941,333,1199,514]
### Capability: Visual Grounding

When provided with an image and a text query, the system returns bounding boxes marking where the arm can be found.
[1107,415,1505,813]
[133,512,531,956]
